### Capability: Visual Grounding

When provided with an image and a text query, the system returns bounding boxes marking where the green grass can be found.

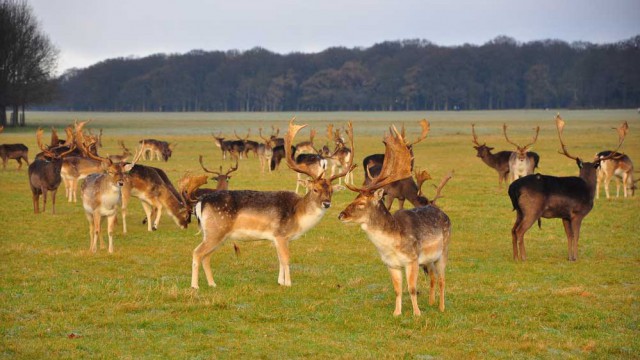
[1,109,639,359]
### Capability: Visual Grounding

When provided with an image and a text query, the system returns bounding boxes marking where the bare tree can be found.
[0,0,58,127]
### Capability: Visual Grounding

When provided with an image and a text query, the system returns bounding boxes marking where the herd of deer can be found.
[0,114,635,316]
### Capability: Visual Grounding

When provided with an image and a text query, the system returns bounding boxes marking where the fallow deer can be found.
[139,139,174,161]
[234,129,260,158]
[0,143,29,169]
[366,166,433,210]
[471,124,514,187]
[595,150,635,199]
[212,133,244,161]
[28,129,76,214]
[191,118,354,289]
[503,124,541,182]
[199,155,238,191]
[338,125,452,316]
[325,126,354,186]
[508,115,627,261]
[257,128,274,173]
[108,140,133,163]
[80,138,143,253]
[294,127,317,157]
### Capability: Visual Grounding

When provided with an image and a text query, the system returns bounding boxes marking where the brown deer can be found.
[503,124,541,182]
[28,129,77,214]
[294,127,317,157]
[198,155,238,191]
[508,115,627,261]
[212,133,244,161]
[338,125,452,316]
[80,138,143,253]
[595,150,635,199]
[191,118,354,289]
[471,124,514,187]
[325,126,354,186]
[257,128,274,173]
[365,167,433,210]
[139,139,175,161]
[234,129,260,158]
[0,143,29,169]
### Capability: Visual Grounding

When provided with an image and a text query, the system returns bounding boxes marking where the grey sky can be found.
[28,0,640,75]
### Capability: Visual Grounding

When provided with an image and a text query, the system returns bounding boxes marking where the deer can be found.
[191,118,354,289]
[471,124,514,187]
[234,129,260,158]
[362,119,430,184]
[293,152,328,194]
[108,140,133,163]
[338,125,452,316]
[139,139,175,161]
[212,133,244,161]
[198,155,239,191]
[366,166,433,210]
[80,136,143,253]
[257,128,274,173]
[121,163,191,232]
[0,143,29,170]
[325,126,354,186]
[294,127,317,158]
[503,124,541,182]
[508,115,627,262]
[595,150,635,199]
[28,128,77,214]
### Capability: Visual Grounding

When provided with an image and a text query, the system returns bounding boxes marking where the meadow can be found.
[1,110,638,359]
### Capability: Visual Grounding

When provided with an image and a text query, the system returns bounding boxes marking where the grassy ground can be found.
[1,110,638,359]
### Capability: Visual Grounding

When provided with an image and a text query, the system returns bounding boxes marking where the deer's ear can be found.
[373,188,385,201]
[124,163,135,172]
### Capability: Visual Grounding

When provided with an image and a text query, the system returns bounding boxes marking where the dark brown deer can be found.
[198,155,239,191]
[0,143,29,169]
[503,124,541,182]
[234,129,260,158]
[191,118,354,289]
[471,124,513,187]
[338,125,452,316]
[508,115,627,261]
[365,168,433,210]
[28,129,77,214]
[139,139,174,161]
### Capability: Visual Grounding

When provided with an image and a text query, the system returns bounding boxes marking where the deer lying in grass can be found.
[508,115,627,261]
[503,124,541,182]
[339,125,452,316]
[595,150,635,199]
[191,118,354,289]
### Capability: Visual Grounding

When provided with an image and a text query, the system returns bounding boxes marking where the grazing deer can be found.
[28,129,77,214]
[191,118,354,289]
[338,125,452,316]
[80,140,143,253]
[257,128,274,173]
[595,150,635,199]
[139,139,175,161]
[121,164,191,232]
[508,115,627,261]
[362,119,430,184]
[0,143,29,170]
[503,124,541,182]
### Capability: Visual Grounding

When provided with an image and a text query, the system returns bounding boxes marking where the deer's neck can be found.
[361,201,400,235]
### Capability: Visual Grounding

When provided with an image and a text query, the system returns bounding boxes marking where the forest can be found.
[52,35,640,112]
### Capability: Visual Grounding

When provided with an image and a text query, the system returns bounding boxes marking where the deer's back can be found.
[509,174,593,218]
[393,206,451,265]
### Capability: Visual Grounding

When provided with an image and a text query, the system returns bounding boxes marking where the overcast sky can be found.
[28,0,640,75]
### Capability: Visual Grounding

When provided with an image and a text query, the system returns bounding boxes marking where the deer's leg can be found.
[191,233,225,289]
[436,260,446,312]
[295,174,302,194]
[622,173,630,198]
[405,261,421,316]
[140,201,155,231]
[604,174,612,199]
[423,264,436,306]
[92,212,105,250]
[1,158,6,169]
[561,218,574,261]
[388,267,403,316]
[614,177,621,198]
[153,204,163,230]
[41,187,47,213]
[514,211,538,261]
[569,217,583,261]
[85,213,95,252]
[107,214,117,253]
[274,237,291,286]
[121,186,129,235]
[16,158,22,170]
[511,211,523,260]
[32,191,40,213]
[51,188,57,214]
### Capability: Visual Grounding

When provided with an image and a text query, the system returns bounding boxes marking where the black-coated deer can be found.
[503,124,541,182]
[595,150,635,199]
[338,125,452,316]
[28,129,76,214]
[0,143,29,169]
[191,118,354,289]
[508,115,627,261]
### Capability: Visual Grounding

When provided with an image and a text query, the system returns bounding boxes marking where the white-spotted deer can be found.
[503,124,541,182]
[508,115,627,261]
[80,133,143,253]
[338,125,452,316]
[28,129,76,214]
[595,149,635,199]
[191,118,354,289]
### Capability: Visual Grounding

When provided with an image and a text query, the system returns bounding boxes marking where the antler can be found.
[259,128,270,142]
[523,126,540,149]
[503,124,520,148]
[224,160,239,177]
[555,114,579,160]
[199,155,221,175]
[415,169,432,196]
[430,171,454,205]
[234,129,250,141]
[50,126,59,147]
[406,119,430,146]
[284,117,320,178]
[326,124,334,142]
[346,125,411,193]
[37,128,76,158]
[471,124,483,146]
[309,129,316,143]
[178,173,209,204]
[503,124,539,150]
[328,122,355,182]
[599,121,629,161]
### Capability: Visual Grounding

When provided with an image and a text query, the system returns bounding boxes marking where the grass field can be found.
[1,110,639,359]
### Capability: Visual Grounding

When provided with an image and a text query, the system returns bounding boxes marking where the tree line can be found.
[55,36,640,112]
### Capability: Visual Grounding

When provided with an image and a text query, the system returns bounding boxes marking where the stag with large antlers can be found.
[471,124,514,187]
[503,124,541,182]
[80,127,143,253]
[191,118,354,289]
[28,128,77,214]
[595,125,635,200]
[199,155,238,190]
[508,115,628,261]
[362,119,430,184]
[338,125,452,316]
